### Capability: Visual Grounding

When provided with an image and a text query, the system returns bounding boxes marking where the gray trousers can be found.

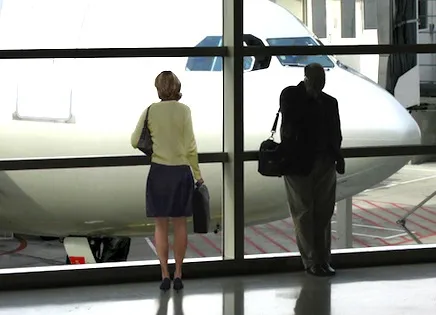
[284,154,336,268]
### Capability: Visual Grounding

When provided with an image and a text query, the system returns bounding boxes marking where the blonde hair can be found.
[154,70,182,101]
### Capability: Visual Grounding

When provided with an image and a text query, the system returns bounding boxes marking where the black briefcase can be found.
[192,183,210,234]
[258,110,285,177]
[258,138,284,177]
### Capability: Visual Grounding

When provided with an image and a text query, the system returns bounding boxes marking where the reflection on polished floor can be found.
[1,263,436,314]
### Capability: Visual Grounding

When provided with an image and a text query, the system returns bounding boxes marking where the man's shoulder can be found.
[281,84,305,101]
[281,83,303,94]
[281,85,299,93]
[320,92,338,106]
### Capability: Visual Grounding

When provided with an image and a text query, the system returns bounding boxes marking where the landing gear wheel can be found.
[65,237,131,264]
[40,236,58,241]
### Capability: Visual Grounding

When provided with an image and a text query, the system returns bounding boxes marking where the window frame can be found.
[1,0,436,293]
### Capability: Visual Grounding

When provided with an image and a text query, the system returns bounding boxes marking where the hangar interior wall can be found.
[273,0,421,109]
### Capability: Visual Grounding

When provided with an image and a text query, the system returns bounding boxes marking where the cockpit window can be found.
[266,37,335,68]
[186,36,254,72]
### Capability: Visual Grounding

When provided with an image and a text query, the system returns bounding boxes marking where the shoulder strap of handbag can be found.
[269,108,280,140]
[144,105,152,128]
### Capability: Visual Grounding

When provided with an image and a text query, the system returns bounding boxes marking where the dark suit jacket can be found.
[279,81,343,176]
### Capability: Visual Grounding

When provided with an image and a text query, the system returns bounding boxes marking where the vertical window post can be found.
[222,0,244,260]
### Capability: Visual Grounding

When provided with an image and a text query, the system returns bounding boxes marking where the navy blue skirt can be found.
[146,162,194,218]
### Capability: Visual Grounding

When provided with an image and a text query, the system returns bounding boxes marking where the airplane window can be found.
[212,56,222,71]
[266,37,335,68]
[186,36,221,71]
[186,36,254,72]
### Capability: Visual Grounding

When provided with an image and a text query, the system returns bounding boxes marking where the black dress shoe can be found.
[160,277,171,291]
[321,263,336,276]
[173,277,184,292]
[306,264,329,277]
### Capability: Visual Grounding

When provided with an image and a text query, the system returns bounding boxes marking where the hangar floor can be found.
[0,263,435,314]
[2,162,436,268]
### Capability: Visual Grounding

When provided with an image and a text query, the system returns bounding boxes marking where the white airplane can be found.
[0,0,421,264]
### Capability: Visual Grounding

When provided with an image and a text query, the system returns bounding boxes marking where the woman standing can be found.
[131,71,203,291]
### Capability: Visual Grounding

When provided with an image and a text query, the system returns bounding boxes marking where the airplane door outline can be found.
[12,58,75,124]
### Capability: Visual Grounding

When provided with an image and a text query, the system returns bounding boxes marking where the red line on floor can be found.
[245,235,266,254]
[352,236,370,247]
[266,222,297,244]
[420,206,436,217]
[391,202,436,226]
[391,203,436,242]
[390,200,436,219]
[391,232,436,246]
[351,210,392,246]
[356,198,436,218]
[355,203,420,242]
[187,241,205,257]
[363,202,410,241]
[0,236,27,256]
[250,226,290,252]
[199,235,222,254]
[354,202,399,228]
[217,232,248,255]
[281,216,338,241]
[364,200,436,235]
[282,218,294,226]
[281,219,293,228]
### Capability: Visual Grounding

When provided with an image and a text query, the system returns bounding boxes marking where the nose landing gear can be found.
[213,223,221,234]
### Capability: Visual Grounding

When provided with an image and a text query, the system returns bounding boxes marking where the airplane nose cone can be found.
[399,110,422,145]
[325,66,422,148]
[332,82,422,148]
[378,93,422,146]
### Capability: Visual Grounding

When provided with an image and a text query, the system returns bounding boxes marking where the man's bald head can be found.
[304,63,325,96]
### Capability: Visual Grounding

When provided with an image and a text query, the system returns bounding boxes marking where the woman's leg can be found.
[171,217,188,278]
[155,217,170,279]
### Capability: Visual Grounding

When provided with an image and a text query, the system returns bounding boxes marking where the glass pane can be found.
[242,0,423,152]
[243,56,422,152]
[0,55,224,270]
[251,0,416,48]
[243,155,436,257]
[0,0,223,49]
[243,54,436,258]
[0,57,223,158]
[0,163,223,269]
[273,0,304,22]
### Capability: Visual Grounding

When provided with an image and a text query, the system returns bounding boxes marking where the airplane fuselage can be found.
[0,0,422,239]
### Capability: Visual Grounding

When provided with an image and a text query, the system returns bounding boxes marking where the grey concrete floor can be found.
[0,263,436,314]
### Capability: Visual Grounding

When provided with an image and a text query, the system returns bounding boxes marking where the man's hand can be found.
[336,158,345,174]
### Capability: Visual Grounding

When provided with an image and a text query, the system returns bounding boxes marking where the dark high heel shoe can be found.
[160,277,171,291]
[173,277,184,292]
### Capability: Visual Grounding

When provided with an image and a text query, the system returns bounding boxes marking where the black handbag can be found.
[137,106,153,156]
[257,109,286,177]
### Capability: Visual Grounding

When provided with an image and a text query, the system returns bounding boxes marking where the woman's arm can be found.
[184,107,202,180]
[131,109,147,149]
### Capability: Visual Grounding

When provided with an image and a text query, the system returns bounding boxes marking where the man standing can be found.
[279,63,344,277]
